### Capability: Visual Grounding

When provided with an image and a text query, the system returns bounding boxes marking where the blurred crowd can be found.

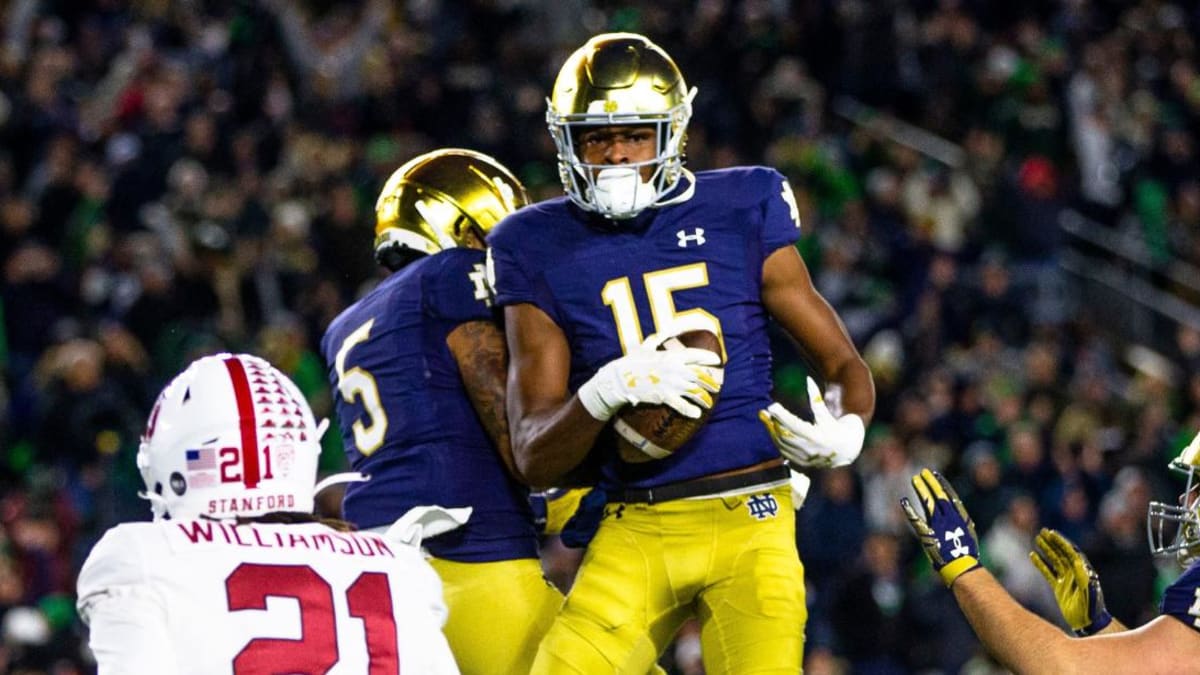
[0,0,1198,673]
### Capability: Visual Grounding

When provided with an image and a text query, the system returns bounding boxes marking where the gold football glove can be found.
[1029,528,1112,636]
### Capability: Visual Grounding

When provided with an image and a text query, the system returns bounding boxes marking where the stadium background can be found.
[1,0,1199,672]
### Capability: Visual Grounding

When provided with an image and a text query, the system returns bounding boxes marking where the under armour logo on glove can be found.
[901,468,981,587]
[946,527,970,559]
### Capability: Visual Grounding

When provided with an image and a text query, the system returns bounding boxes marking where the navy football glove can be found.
[901,468,981,587]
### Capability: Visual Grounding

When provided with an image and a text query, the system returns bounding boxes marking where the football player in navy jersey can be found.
[901,431,1200,673]
[320,149,564,675]
[487,33,875,673]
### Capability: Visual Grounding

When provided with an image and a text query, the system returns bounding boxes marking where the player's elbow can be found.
[514,448,560,490]
[509,404,600,488]
[514,437,590,490]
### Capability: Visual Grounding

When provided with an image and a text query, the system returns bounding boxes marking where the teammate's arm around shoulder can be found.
[77,527,177,675]
[505,303,609,488]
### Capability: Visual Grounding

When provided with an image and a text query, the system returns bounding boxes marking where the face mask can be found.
[589,167,657,219]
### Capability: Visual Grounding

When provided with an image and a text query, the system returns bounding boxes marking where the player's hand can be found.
[1029,528,1112,636]
[901,468,981,587]
[758,377,864,468]
[577,332,722,421]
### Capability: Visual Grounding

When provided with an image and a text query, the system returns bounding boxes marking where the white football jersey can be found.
[77,519,459,675]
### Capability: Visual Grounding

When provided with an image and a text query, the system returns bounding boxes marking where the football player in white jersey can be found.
[76,353,462,674]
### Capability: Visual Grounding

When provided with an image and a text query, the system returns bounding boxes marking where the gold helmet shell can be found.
[547,33,696,219]
[374,149,528,270]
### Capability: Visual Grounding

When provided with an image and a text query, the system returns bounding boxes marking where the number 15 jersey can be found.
[77,520,459,675]
[487,167,803,490]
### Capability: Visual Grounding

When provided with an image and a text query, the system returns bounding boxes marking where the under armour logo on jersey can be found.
[604,504,626,520]
[676,228,706,247]
[747,493,779,520]
[468,263,492,306]
[945,527,970,558]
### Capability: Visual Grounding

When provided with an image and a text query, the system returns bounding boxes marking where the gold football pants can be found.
[542,487,590,536]
[531,484,806,674]
[430,556,563,675]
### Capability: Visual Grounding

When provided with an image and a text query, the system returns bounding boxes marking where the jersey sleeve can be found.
[423,249,494,323]
[486,211,566,325]
[486,238,533,307]
[77,527,178,674]
[758,168,804,258]
[1160,559,1200,632]
[487,240,564,326]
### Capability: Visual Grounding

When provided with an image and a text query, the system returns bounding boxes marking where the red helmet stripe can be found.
[224,357,261,489]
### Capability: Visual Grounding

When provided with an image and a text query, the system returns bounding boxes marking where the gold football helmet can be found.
[1148,431,1200,564]
[374,149,528,270]
[547,33,696,219]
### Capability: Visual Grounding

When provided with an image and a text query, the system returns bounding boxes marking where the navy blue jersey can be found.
[320,247,538,562]
[1161,558,1200,632]
[487,167,802,490]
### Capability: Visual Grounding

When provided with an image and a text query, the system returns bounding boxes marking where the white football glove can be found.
[759,377,865,468]
[577,332,723,422]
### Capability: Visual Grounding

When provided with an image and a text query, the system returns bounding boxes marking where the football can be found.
[614,329,724,463]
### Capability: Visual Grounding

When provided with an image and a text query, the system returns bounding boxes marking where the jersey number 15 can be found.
[602,262,725,358]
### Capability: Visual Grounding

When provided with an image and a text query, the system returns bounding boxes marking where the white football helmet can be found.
[137,353,325,521]
[547,33,696,220]
[1148,430,1200,564]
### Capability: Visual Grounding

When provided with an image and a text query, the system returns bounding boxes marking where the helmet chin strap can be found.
[313,471,370,498]
[589,167,658,219]
[309,417,371,498]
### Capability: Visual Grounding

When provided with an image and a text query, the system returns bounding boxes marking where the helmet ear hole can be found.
[169,472,187,496]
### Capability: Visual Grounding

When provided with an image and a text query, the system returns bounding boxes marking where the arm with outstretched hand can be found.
[1029,528,1126,636]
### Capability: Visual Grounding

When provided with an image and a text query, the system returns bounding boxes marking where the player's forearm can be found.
[511,399,606,489]
[449,320,521,480]
[952,567,1080,674]
[825,356,875,425]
